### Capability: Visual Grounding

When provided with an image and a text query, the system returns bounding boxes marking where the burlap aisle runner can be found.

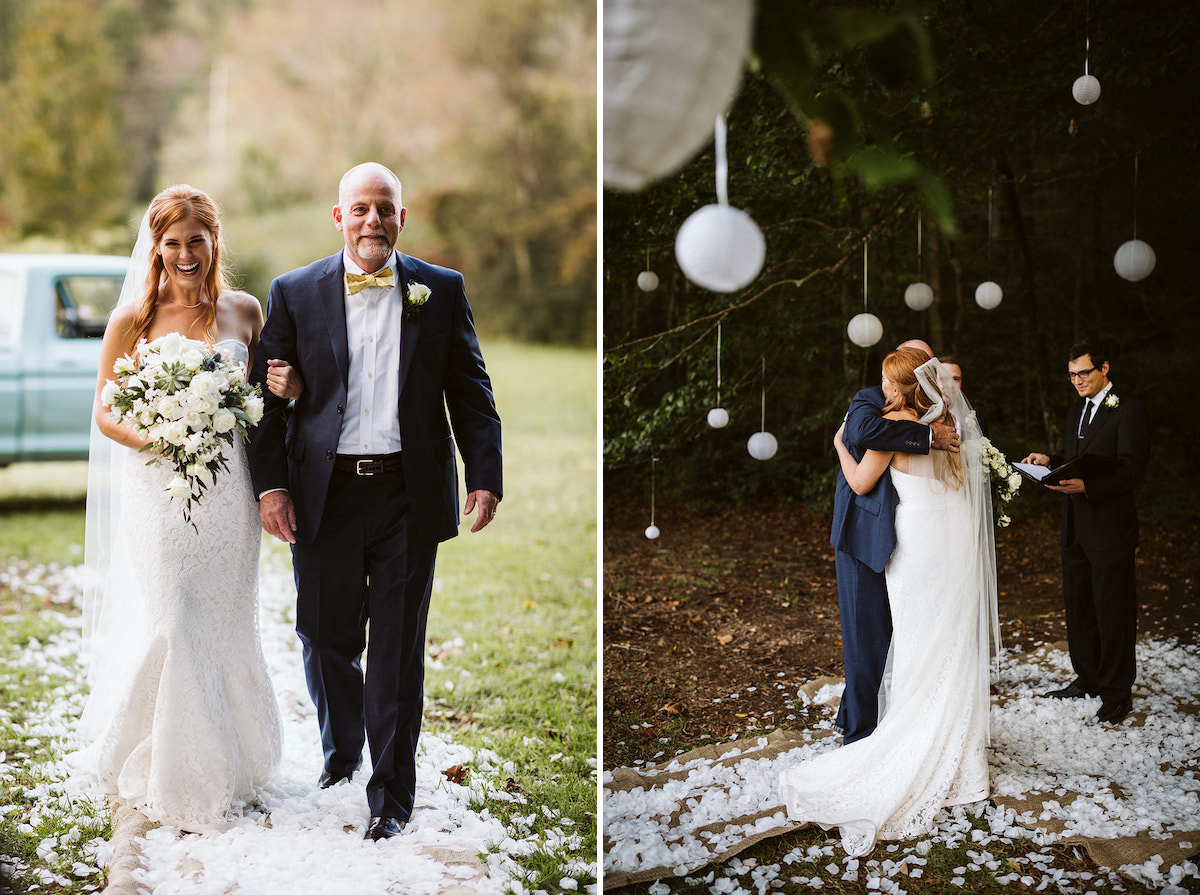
[604,728,836,889]
[604,641,1200,890]
[102,799,158,895]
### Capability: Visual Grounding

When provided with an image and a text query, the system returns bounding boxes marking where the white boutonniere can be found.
[404,283,431,321]
[1104,393,1120,410]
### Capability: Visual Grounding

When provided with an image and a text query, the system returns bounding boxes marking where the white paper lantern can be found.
[637,270,660,292]
[707,407,729,428]
[1072,74,1101,105]
[747,431,778,461]
[975,281,1003,310]
[675,204,765,292]
[645,524,661,540]
[603,0,753,191]
[904,282,934,311]
[847,312,883,347]
[1113,239,1156,282]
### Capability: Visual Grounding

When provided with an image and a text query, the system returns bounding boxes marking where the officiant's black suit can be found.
[1053,388,1149,705]
[247,249,502,822]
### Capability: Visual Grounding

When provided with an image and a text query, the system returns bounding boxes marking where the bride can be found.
[76,184,301,832]
[778,348,1000,856]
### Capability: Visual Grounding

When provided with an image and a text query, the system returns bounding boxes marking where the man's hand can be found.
[1046,477,1086,495]
[930,420,961,453]
[464,489,500,533]
[260,490,297,543]
[1022,452,1050,466]
[266,359,304,401]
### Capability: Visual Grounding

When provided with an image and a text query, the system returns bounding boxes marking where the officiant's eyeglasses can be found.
[1067,366,1098,381]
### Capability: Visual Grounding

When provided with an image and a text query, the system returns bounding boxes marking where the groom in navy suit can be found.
[831,340,958,743]
[248,163,502,840]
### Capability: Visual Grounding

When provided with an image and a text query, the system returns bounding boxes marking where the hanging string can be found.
[649,457,657,526]
[715,323,722,405]
[916,214,923,280]
[714,115,729,206]
[1133,151,1140,239]
[760,357,766,432]
[1084,0,1091,75]
[987,186,995,260]
[863,240,869,311]
[645,246,651,272]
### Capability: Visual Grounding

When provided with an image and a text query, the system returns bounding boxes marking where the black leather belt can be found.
[333,453,403,475]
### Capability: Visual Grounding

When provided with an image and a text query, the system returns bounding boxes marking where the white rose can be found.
[158,395,183,421]
[244,394,264,425]
[166,475,190,499]
[188,370,219,398]
[225,365,246,386]
[180,347,206,372]
[100,380,119,407]
[164,420,190,446]
[212,408,237,433]
[1008,473,1021,490]
[153,333,185,361]
[183,409,207,431]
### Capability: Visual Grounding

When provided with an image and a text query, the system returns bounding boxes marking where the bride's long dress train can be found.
[779,467,989,856]
[89,344,281,831]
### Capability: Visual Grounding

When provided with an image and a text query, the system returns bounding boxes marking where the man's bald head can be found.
[897,339,934,359]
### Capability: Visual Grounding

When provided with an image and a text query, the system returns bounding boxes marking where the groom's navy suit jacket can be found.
[830,386,930,572]
[247,250,503,542]
[830,385,930,743]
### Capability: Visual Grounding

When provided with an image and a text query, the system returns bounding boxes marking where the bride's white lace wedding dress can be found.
[778,457,990,856]
[80,339,282,832]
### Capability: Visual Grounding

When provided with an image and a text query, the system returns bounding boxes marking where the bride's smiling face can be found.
[158,215,214,293]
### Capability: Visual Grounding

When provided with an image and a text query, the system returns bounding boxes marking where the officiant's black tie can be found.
[1078,400,1095,437]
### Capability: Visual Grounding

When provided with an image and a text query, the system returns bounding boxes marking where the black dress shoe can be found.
[1095,698,1133,724]
[364,816,407,841]
[318,769,354,789]
[1045,683,1091,699]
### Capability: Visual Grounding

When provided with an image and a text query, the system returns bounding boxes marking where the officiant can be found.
[1020,339,1150,725]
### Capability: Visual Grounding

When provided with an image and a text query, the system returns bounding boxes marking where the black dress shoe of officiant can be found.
[365,816,407,841]
[1095,698,1133,725]
[318,769,354,789]
[1045,683,1092,699]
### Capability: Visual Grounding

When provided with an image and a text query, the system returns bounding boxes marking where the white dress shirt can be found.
[339,249,404,455]
[1079,382,1113,436]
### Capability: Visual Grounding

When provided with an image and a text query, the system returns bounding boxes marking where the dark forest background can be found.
[603,0,1200,525]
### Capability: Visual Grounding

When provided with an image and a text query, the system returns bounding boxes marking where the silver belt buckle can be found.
[356,458,375,476]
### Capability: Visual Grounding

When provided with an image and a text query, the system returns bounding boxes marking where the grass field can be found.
[0,339,599,893]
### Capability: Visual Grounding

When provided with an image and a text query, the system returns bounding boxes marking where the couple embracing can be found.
[778,341,1000,856]
[76,163,502,841]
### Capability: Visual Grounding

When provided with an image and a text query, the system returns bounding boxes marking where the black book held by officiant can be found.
[1010,453,1122,487]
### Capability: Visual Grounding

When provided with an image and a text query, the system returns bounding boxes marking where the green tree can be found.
[432,0,597,345]
[0,0,128,239]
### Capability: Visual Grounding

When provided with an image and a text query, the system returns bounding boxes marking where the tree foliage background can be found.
[604,0,1200,524]
[0,0,596,345]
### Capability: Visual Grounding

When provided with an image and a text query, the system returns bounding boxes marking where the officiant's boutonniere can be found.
[1104,393,1120,410]
[404,283,431,321]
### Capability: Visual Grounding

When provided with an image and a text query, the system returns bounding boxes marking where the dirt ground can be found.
[602,495,1199,769]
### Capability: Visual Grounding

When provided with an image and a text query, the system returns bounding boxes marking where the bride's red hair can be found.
[127,185,228,346]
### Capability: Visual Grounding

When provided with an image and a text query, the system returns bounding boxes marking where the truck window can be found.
[0,273,16,342]
[56,275,123,339]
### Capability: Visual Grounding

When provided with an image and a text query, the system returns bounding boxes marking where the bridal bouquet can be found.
[102,333,264,523]
[981,436,1021,528]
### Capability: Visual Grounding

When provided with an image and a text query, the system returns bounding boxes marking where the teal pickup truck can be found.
[0,254,128,465]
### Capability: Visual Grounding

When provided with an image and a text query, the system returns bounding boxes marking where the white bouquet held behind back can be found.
[101,333,264,523]
[981,435,1021,527]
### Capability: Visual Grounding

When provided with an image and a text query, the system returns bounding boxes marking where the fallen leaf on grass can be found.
[657,702,683,716]
[442,764,470,784]
[555,636,574,647]
[504,777,523,793]
[717,634,734,645]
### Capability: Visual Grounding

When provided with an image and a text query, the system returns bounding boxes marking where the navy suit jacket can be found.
[829,386,931,573]
[1053,389,1148,553]
[247,251,503,544]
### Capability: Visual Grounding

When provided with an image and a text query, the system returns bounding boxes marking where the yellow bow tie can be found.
[345,267,395,295]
